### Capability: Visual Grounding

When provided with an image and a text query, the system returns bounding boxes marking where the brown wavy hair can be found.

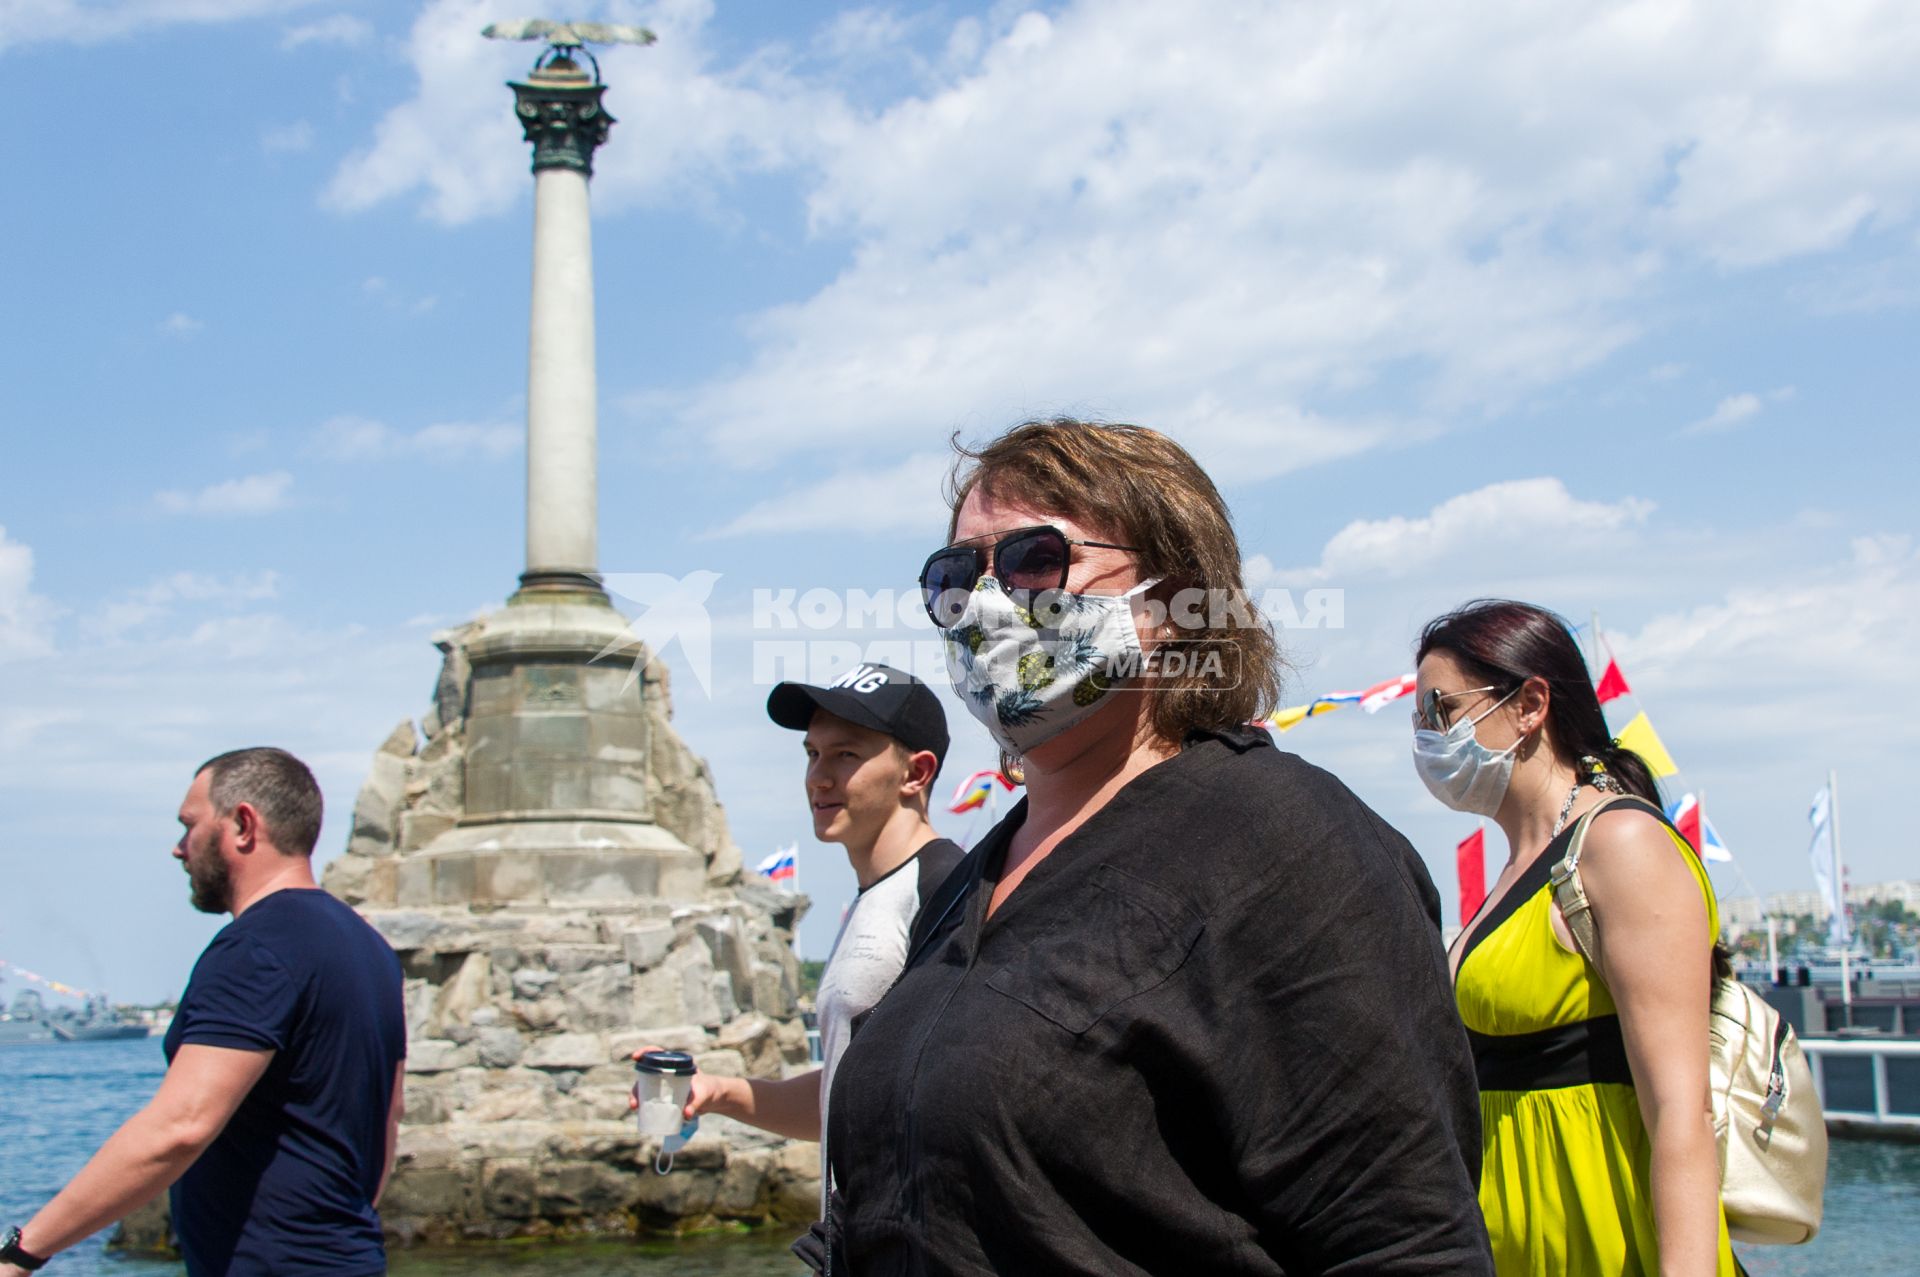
[944,418,1283,743]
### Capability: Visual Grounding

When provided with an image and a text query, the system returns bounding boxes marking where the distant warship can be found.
[0,989,57,1044]
[0,985,148,1045]
[53,993,150,1042]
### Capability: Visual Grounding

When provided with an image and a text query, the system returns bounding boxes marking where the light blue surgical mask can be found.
[656,1117,699,1175]
[1411,686,1524,816]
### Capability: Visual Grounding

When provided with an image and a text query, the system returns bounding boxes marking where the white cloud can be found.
[307,414,521,461]
[324,0,849,225]
[1685,391,1761,434]
[599,1,1920,466]
[320,0,530,222]
[1620,534,1917,697]
[85,571,281,642]
[1285,478,1655,584]
[0,526,58,662]
[812,7,915,65]
[705,452,953,537]
[0,0,315,50]
[1681,385,1795,434]
[281,13,369,48]
[1791,252,1920,315]
[360,275,437,315]
[261,120,315,153]
[409,420,518,457]
[154,471,293,516]
[1590,534,1920,862]
[158,312,203,338]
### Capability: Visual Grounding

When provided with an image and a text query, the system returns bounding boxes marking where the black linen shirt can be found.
[826,728,1491,1276]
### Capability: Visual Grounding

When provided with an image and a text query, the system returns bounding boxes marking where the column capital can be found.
[510,57,614,176]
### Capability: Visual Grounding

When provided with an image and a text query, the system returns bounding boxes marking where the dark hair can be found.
[1415,599,1659,804]
[945,418,1284,742]
[196,747,324,857]
[1418,600,1731,983]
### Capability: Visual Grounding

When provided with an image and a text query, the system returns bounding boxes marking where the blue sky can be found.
[2,0,1917,1004]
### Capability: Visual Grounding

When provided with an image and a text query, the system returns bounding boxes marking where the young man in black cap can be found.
[635,662,961,1213]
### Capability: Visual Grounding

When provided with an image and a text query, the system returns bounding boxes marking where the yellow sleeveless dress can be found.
[1454,815,1738,1276]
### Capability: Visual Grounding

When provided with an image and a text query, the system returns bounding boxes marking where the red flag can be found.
[1672,794,1704,854]
[1456,827,1487,927]
[1594,658,1631,705]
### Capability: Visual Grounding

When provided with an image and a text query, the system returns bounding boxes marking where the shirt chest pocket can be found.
[986,865,1204,1035]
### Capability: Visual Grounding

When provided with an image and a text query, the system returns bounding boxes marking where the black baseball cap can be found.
[766,663,950,773]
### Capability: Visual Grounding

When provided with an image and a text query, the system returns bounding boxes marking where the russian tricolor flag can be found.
[755,847,798,882]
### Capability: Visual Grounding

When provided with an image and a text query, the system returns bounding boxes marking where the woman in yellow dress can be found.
[1414,599,1738,1276]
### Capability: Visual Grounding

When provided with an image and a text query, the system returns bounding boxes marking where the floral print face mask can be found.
[941,574,1162,757]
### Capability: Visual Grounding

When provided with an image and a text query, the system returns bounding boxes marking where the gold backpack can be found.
[1550,795,1828,1245]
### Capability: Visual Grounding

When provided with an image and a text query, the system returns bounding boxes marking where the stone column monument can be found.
[315,24,820,1242]
[515,32,608,598]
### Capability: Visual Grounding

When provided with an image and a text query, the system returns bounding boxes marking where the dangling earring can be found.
[999,750,1026,787]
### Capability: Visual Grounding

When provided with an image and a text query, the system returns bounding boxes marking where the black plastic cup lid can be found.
[634,1050,696,1075]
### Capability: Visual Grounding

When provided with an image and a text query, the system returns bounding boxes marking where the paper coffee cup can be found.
[634,1050,696,1136]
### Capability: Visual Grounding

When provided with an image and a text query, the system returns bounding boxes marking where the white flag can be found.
[1807,787,1849,945]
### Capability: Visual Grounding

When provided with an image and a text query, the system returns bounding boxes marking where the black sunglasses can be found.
[919,524,1140,628]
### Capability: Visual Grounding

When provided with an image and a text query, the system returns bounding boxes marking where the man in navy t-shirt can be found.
[0,748,406,1277]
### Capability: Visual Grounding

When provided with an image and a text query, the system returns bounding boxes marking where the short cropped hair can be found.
[196,747,324,858]
[946,418,1284,743]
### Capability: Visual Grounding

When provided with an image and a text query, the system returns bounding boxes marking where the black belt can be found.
[1469,1016,1633,1092]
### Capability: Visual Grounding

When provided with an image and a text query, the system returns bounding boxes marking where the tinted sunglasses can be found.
[919,524,1140,628]
[1413,685,1500,733]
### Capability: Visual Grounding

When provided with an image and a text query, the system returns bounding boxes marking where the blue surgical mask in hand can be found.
[656,1117,699,1175]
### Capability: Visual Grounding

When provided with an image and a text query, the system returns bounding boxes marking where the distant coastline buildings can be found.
[1720,878,1920,934]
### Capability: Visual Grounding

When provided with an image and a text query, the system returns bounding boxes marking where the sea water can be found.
[0,1038,796,1275]
[4,1037,1916,1274]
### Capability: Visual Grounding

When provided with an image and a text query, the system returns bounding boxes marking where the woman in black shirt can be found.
[824,419,1491,1275]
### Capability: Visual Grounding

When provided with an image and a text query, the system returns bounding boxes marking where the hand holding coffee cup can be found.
[632,1049,698,1135]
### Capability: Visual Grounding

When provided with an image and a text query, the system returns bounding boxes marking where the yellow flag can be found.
[1614,711,1679,778]
[1268,704,1310,732]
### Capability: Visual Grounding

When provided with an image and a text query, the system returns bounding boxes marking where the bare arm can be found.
[1576,811,1722,1277]
[375,1059,405,1207]
[9,1044,272,1266]
[629,1047,823,1142]
[699,1071,824,1142]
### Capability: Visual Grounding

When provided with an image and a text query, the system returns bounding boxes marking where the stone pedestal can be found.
[319,601,819,1242]
[396,598,708,910]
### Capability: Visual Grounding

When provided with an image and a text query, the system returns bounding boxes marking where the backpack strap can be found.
[1548,793,1646,975]
[1551,792,1691,976]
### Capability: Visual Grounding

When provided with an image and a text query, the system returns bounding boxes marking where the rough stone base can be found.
[301,609,817,1241]
[382,1120,821,1244]
[111,1121,820,1255]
